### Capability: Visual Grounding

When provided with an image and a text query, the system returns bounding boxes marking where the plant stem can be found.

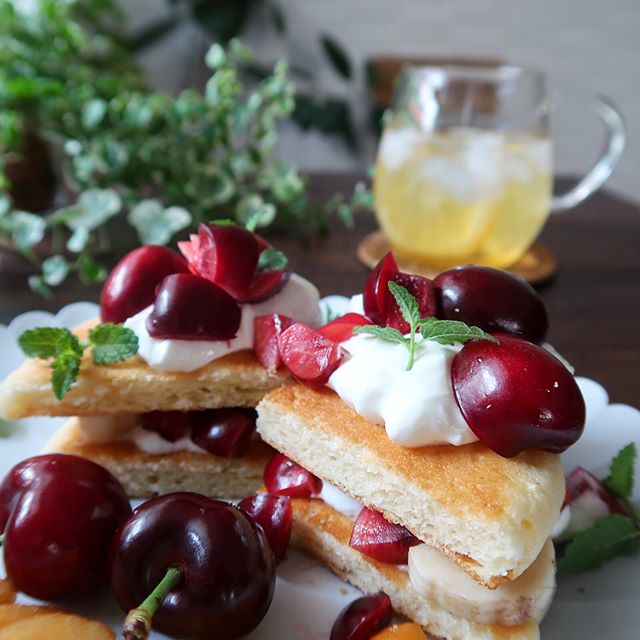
[122,566,182,640]
[406,323,416,371]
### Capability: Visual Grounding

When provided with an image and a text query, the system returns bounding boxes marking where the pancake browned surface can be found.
[291,498,539,640]
[0,319,287,420]
[44,418,273,499]
[257,384,564,587]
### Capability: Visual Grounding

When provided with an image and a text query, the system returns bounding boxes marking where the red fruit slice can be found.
[330,592,393,640]
[452,334,586,457]
[279,323,347,387]
[317,313,374,343]
[263,453,323,498]
[384,273,436,333]
[239,493,292,564]
[349,507,420,564]
[363,253,399,324]
[190,408,257,458]
[183,224,260,298]
[564,467,637,522]
[253,314,294,371]
[100,245,189,324]
[240,269,291,304]
[142,411,190,442]
[146,273,241,340]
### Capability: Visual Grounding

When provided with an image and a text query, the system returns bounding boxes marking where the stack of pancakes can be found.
[0,319,286,498]
[257,384,565,639]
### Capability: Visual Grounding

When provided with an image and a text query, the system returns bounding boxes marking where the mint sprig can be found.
[18,324,139,400]
[257,248,288,272]
[558,442,640,573]
[354,283,496,371]
[558,514,640,573]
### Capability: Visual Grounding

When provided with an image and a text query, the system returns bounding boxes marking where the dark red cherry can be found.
[142,411,190,442]
[363,253,399,324]
[384,273,436,333]
[239,493,292,564]
[190,408,257,457]
[349,507,420,565]
[434,265,549,343]
[253,314,294,371]
[110,493,275,640]
[100,246,189,323]
[263,453,323,498]
[1,454,131,600]
[317,313,374,343]
[330,592,393,640]
[279,322,347,387]
[564,467,637,522]
[146,273,241,340]
[452,334,586,457]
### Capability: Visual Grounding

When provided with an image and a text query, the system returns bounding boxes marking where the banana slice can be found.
[408,539,556,626]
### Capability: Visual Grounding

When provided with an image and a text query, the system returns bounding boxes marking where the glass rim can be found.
[398,64,545,84]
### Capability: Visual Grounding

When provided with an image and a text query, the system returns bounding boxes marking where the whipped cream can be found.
[319,482,363,519]
[125,273,323,372]
[128,426,205,455]
[328,334,477,447]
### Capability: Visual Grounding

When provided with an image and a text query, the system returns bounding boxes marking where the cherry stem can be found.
[122,566,182,640]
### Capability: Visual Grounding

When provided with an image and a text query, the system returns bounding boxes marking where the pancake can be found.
[43,417,273,500]
[256,384,565,588]
[0,319,287,420]
[290,496,540,640]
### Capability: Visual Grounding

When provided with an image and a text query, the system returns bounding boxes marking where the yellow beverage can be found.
[374,125,553,268]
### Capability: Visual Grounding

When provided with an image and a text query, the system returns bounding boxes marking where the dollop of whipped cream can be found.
[319,482,363,519]
[327,334,477,447]
[125,273,323,372]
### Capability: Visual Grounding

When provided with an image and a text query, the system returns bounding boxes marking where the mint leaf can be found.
[0,419,13,438]
[419,318,498,346]
[51,353,81,400]
[558,514,640,573]
[210,218,237,226]
[388,281,420,328]
[353,325,407,346]
[257,248,288,272]
[89,324,139,365]
[18,327,69,359]
[604,443,637,500]
[55,331,84,358]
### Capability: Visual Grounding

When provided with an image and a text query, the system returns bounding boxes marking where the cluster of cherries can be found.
[254,253,586,458]
[0,454,277,640]
[100,223,290,333]
[142,408,257,457]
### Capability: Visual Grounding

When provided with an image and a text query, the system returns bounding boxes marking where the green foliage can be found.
[0,1,373,297]
[604,443,637,500]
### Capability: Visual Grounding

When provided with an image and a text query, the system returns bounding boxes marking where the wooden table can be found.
[1,174,639,406]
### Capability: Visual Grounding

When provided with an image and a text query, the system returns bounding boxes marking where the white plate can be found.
[1,301,639,639]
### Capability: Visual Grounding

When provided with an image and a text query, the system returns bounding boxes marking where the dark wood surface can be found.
[1,174,639,406]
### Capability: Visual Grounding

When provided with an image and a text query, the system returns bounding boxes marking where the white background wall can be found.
[125,0,640,202]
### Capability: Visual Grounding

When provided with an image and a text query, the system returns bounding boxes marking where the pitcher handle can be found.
[551,94,626,213]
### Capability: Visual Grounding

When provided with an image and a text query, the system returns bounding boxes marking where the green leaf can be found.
[604,443,637,500]
[205,43,226,69]
[0,194,10,217]
[419,318,499,346]
[235,194,276,230]
[55,331,84,358]
[8,211,46,251]
[66,226,90,253]
[77,255,108,284]
[257,248,288,272]
[388,281,420,329]
[51,353,81,401]
[18,327,69,359]
[89,324,139,365]
[0,419,12,439]
[128,200,191,245]
[64,189,122,231]
[352,325,407,346]
[42,255,70,286]
[320,34,352,80]
[28,275,52,299]
[558,515,640,573]
[82,98,107,129]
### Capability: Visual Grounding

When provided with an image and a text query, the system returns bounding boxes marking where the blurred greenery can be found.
[0,0,372,296]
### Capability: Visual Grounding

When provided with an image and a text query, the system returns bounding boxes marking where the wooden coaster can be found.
[357,231,557,285]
